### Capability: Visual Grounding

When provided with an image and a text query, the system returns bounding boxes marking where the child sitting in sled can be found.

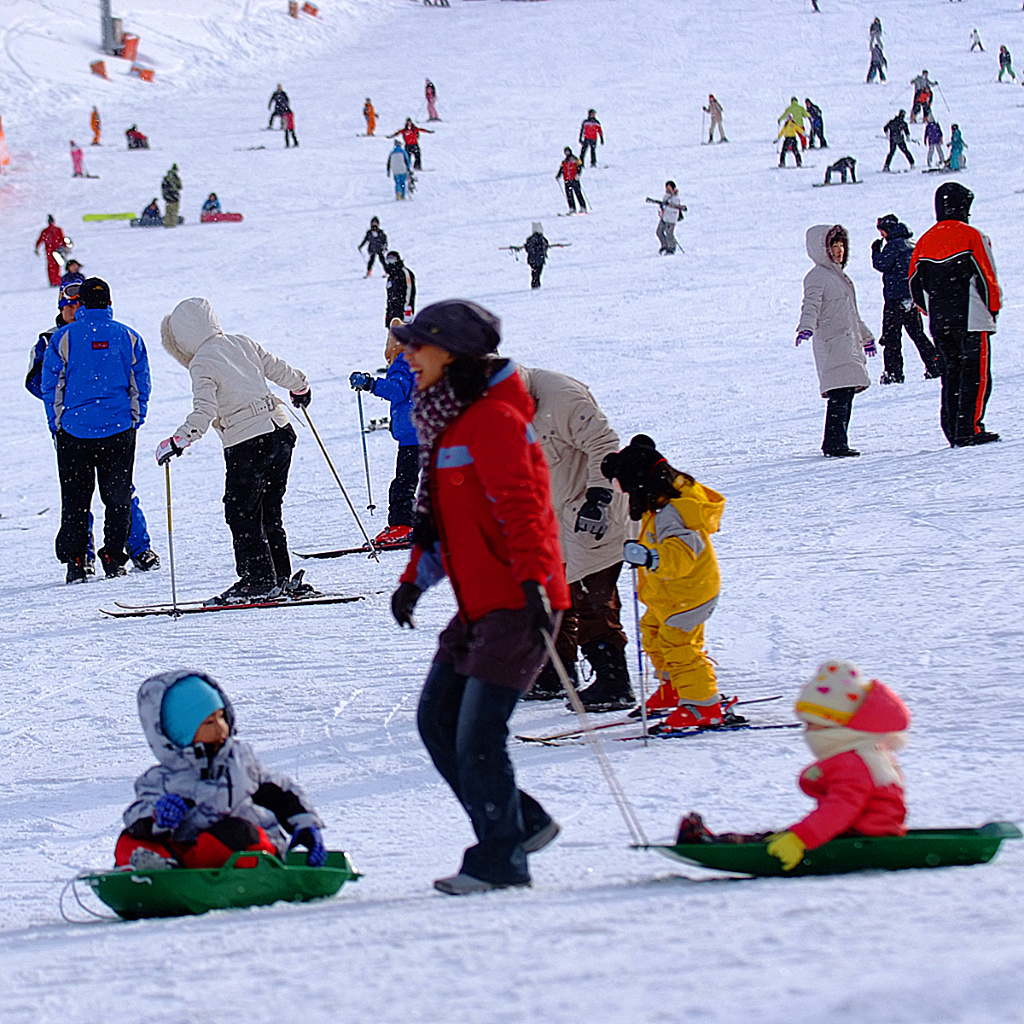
[601,434,729,730]
[115,670,327,870]
[348,319,419,548]
[676,659,911,870]
[201,192,222,216]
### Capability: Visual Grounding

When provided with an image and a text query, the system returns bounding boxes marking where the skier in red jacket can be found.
[387,118,434,170]
[35,215,67,287]
[556,148,587,213]
[390,299,569,895]
[578,109,604,166]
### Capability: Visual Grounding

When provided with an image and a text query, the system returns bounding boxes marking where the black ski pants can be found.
[388,444,419,527]
[55,427,135,564]
[405,143,422,170]
[822,387,857,453]
[284,129,298,147]
[779,137,801,166]
[528,259,544,288]
[222,424,296,588]
[809,121,827,148]
[884,138,914,170]
[579,138,598,166]
[563,179,586,212]
[866,61,886,83]
[932,328,993,445]
[880,302,940,379]
[366,247,386,273]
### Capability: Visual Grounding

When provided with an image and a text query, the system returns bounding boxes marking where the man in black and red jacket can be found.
[909,182,1001,447]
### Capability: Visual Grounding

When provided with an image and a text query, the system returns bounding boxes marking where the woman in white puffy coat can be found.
[796,225,876,457]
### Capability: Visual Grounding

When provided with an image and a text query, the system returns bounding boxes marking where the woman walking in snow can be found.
[795,225,876,457]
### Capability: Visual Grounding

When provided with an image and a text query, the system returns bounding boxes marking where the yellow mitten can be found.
[766,831,806,871]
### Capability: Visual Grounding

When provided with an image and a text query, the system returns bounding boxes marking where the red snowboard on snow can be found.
[200,212,244,223]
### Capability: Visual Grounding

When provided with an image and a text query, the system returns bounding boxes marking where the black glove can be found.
[391,582,421,628]
[574,487,613,540]
[871,238,883,253]
[290,387,312,409]
[521,580,554,637]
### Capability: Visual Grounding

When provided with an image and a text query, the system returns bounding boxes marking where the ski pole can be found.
[631,566,649,745]
[302,408,379,561]
[540,626,649,846]
[936,83,950,112]
[356,391,376,514]
[701,108,706,144]
[164,462,181,619]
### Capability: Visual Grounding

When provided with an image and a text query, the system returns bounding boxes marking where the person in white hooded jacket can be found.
[156,297,312,604]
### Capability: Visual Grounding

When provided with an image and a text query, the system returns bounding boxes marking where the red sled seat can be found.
[200,212,244,223]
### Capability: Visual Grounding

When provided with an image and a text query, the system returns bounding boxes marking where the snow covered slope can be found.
[2,1,1023,1022]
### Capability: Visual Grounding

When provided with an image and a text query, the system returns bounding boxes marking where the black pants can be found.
[366,248,386,273]
[564,179,586,211]
[389,444,419,526]
[223,425,296,587]
[932,329,993,445]
[884,139,914,169]
[55,428,135,564]
[528,260,544,288]
[824,164,855,183]
[284,129,298,147]
[579,138,598,166]
[880,302,940,379]
[866,62,886,82]
[779,137,801,166]
[554,561,629,663]
[809,122,827,148]
[405,143,421,170]
[822,387,856,453]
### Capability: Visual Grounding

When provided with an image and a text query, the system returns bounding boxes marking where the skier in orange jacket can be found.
[364,99,376,136]
[90,107,101,146]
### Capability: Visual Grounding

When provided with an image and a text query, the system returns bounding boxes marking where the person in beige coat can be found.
[155,297,313,604]
[796,225,876,457]
[519,366,635,711]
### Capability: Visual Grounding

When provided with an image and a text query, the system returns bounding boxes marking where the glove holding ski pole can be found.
[155,435,190,466]
[349,372,374,392]
[521,579,554,637]
[623,540,659,570]
[290,386,312,409]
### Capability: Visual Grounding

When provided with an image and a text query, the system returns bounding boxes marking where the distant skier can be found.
[268,84,290,129]
[948,124,967,170]
[384,251,415,325]
[703,94,727,143]
[70,141,84,177]
[388,118,434,171]
[869,17,882,47]
[556,147,587,212]
[388,140,411,200]
[425,79,439,121]
[867,40,887,82]
[805,98,827,148]
[162,163,182,228]
[777,116,803,167]
[520,223,550,288]
[998,46,1016,82]
[125,125,149,150]
[60,259,85,288]
[778,97,809,149]
[969,29,984,52]
[579,109,604,166]
[359,216,388,276]
[883,110,914,171]
[283,109,298,148]
[363,98,376,136]
[34,215,66,287]
[654,181,686,255]
[90,106,101,146]
[823,156,857,184]
[871,214,941,384]
[910,71,937,123]
[924,118,945,168]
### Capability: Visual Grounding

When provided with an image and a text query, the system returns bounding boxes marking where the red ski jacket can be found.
[400,126,422,146]
[401,361,570,623]
[579,117,603,143]
[557,156,582,182]
[35,223,65,255]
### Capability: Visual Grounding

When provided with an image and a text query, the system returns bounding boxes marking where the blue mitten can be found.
[289,826,327,867]
[153,793,190,831]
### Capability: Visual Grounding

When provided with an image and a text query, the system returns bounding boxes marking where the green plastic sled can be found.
[83,850,361,919]
[82,212,136,222]
[641,821,1022,877]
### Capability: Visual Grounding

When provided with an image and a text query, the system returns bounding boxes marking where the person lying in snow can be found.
[115,670,327,870]
[675,659,911,870]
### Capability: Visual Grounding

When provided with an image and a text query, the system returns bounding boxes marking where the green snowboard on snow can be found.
[83,849,361,919]
[82,212,136,221]
[642,821,1021,877]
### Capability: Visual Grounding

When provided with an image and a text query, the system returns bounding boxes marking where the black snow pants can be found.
[779,137,801,166]
[880,302,941,380]
[579,138,598,166]
[932,328,993,445]
[389,444,420,527]
[405,143,422,170]
[527,258,545,288]
[884,138,914,170]
[222,424,296,588]
[564,179,586,212]
[822,387,857,454]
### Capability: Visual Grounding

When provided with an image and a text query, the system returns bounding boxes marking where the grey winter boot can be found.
[576,641,635,712]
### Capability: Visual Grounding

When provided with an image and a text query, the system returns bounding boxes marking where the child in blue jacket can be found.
[349,320,419,547]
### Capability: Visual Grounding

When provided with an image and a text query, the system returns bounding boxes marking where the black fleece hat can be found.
[935,181,973,223]
[79,277,111,309]
[876,213,899,233]
[601,434,665,494]
[391,300,501,358]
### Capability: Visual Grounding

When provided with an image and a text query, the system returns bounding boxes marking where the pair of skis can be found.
[101,593,365,618]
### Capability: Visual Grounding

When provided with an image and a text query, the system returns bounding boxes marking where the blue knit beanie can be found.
[161,675,225,747]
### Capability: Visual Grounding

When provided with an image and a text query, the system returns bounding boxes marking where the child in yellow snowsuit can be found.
[602,434,727,730]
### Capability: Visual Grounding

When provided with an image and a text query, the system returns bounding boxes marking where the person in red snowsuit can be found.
[578,109,604,166]
[35,216,66,287]
[388,118,434,170]
[556,148,586,213]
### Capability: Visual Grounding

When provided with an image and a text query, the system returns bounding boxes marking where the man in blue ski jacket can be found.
[41,277,151,583]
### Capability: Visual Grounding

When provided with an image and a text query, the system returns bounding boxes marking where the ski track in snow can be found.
[2,0,1024,1021]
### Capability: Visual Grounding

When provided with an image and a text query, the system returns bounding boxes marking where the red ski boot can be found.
[644,680,680,713]
[373,524,412,548]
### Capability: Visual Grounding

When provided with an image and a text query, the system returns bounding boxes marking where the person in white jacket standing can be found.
[796,225,876,458]
[656,181,686,255]
[155,297,313,604]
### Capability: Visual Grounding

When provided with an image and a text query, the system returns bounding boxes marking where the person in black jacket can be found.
[384,251,416,326]
[523,223,549,289]
[805,98,827,148]
[871,215,941,384]
[268,84,290,129]
[358,217,388,277]
[883,110,914,171]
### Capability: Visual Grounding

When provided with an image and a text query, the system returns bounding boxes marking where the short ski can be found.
[618,722,801,741]
[812,181,862,187]
[101,594,364,617]
[294,543,410,559]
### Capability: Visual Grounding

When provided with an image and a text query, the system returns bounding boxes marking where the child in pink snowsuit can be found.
[70,141,84,177]
[765,659,911,870]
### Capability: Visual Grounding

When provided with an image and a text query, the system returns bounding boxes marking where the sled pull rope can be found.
[59,873,119,924]
[541,629,649,846]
